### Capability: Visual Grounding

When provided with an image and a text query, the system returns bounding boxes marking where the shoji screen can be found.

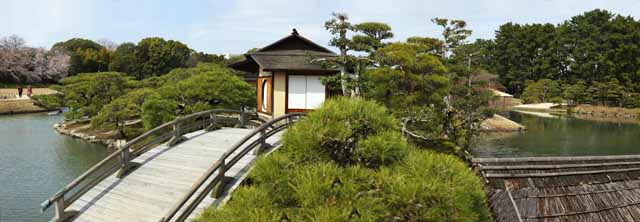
[287,75,326,110]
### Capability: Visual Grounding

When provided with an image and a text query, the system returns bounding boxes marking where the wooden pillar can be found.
[117,141,139,178]
[168,117,186,146]
[52,197,77,222]
[239,111,247,127]
[205,113,218,131]
[214,160,228,198]
[53,198,65,221]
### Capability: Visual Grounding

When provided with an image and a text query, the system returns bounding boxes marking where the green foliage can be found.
[31,93,64,109]
[431,18,473,59]
[199,98,490,222]
[108,42,137,75]
[141,96,177,130]
[588,79,625,106]
[350,22,393,54]
[563,81,588,105]
[187,52,227,67]
[406,36,444,56]
[52,38,103,52]
[623,93,640,108]
[324,12,352,56]
[383,150,491,221]
[158,64,254,114]
[484,9,640,101]
[354,131,408,168]
[282,97,403,167]
[201,147,489,222]
[52,38,110,75]
[52,36,221,81]
[56,63,252,139]
[91,88,160,130]
[365,42,449,113]
[134,37,191,79]
[522,79,562,104]
[57,72,137,119]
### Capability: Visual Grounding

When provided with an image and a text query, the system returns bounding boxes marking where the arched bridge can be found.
[41,109,304,222]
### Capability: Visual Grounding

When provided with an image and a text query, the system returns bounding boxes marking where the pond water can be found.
[473,111,640,158]
[0,113,109,222]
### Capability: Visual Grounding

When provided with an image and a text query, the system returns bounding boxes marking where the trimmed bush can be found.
[282,97,404,167]
[198,98,490,222]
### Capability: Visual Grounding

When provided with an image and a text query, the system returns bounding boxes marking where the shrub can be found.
[57,72,138,119]
[158,65,255,114]
[355,131,408,168]
[141,97,177,130]
[281,97,404,167]
[31,93,63,109]
[91,88,160,130]
[383,150,491,221]
[199,98,491,222]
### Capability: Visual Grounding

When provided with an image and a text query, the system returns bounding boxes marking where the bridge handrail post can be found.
[214,159,227,198]
[52,196,76,222]
[206,112,218,131]
[119,145,129,171]
[116,142,138,178]
[174,118,181,137]
[168,116,186,146]
[239,111,246,127]
[54,197,65,221]
[254,128,268,155]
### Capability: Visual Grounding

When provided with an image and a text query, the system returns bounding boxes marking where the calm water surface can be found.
[0,113,109,222]
[474,111,640,157]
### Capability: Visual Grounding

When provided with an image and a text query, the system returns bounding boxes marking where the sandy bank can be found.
[513,110,560,118]
[513,103,563,110]
[0,99,50,114]
[480,114,526,132]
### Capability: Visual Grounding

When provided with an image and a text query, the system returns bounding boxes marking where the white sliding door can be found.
[287,75,307,109]
[287,75,326,110]
[306,76,325,109]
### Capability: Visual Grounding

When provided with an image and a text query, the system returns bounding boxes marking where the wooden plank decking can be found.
[63,127,281,222]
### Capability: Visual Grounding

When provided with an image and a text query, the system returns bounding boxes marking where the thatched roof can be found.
[473,155,640,222]
[229,29,338,73]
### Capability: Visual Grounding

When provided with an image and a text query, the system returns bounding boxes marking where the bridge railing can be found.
[160,112,306,222]
[41,108,257,222]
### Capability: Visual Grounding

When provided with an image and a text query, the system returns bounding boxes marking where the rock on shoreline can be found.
[53,120,121,149]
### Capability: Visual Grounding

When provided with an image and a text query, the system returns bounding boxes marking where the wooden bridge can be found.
[41,109,304,222]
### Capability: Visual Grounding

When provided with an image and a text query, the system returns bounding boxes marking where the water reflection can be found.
[474,111,640,157]
[0,113,109,222]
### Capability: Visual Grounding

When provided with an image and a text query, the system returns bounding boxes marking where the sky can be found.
[2,0,640,55]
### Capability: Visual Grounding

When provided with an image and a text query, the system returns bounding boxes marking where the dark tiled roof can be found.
[229,30,338,73]
[250,54,338,71]
[473,155,640,222]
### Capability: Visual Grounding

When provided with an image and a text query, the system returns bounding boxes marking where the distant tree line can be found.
[472,9,640,107]
[1,35,228,84]
[52,37,228,80]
